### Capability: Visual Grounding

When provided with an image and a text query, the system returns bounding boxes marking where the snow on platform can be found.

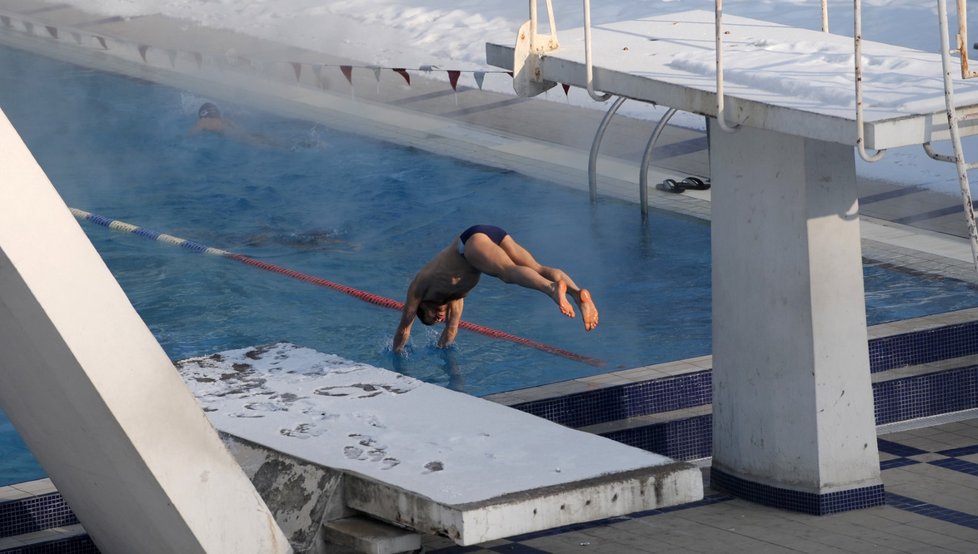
[486,9,978,150]
[176,343,703,545]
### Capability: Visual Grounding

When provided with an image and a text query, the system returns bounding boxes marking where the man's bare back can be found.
[409,241,482,304]
[393,225,598,352]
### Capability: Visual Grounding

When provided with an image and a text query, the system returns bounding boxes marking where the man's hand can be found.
[394,278,422,353]
[393,325,411,353]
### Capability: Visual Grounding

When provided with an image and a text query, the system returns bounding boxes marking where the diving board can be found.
[489,9,900,514]
[176,343,704,546]
[487,9,978,150]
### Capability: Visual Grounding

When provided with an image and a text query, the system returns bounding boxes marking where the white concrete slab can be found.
[176,343,704,545]
[486,9,978,149]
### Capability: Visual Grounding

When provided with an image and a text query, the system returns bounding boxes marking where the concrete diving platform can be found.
[176,342,704,547]
[487,9,978,150]
[487,9,954,514]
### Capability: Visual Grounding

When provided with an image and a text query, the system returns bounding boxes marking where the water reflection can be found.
[440,349,465,392]
[390,347,466,393]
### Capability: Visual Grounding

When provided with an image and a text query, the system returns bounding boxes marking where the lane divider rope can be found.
[70,207,606,367]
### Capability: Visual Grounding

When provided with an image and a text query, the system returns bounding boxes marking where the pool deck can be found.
[2,1,978,552]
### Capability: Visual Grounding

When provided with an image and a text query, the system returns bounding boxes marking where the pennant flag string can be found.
[302,62,511,89]
[3,13,588,100]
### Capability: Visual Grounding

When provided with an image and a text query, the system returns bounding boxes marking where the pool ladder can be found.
[587,98,679,221]
[927,0,978,278]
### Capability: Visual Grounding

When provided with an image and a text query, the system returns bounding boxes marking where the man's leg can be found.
[465,234,598,331]
[498,237,599,331]
[461,233,576,319]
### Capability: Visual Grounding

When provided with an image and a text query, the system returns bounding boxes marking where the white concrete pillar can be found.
[0,108,291,552]
[709,122,883,514]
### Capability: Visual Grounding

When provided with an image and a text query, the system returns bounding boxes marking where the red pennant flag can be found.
[393,68,411,85]
[291,62,302,82]
[448,70,461,91]
[138,45,149,62]
[340,65,353,85]
[562,83,571,96]
[45,26,58,39]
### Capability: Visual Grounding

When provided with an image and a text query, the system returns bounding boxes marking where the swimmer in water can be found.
[190,102,279,146]
[393,225,598,352]
[190,102,231,134]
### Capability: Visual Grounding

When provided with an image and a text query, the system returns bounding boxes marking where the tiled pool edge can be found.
[0,479,97,554]
[488,306,978,408]
[0,480,74,539]
[491,306,978,515]
[487,307,978,466]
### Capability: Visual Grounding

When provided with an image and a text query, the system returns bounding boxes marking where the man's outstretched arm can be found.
[393,282,421,352]
[438,298,464,348]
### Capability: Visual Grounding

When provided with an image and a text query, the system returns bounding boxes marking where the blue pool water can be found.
[1,43,978,485]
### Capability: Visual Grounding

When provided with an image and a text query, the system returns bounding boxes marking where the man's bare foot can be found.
[551,281,575,319]
[577,289,599,331]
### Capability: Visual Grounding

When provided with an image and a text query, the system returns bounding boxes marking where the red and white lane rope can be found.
[70,207,606,367]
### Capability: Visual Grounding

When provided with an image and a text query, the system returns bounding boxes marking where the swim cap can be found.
[198,102,221,119]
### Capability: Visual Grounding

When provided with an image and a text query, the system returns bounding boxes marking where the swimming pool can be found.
[2,42,978,486]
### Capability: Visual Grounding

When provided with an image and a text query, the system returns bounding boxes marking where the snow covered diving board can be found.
[486,9,978,150]
[176,343,704,546]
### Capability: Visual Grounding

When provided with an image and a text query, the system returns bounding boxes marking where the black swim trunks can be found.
[458,225,508,256]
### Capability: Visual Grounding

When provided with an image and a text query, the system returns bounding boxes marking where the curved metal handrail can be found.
[588,95,627,201]
[639,107,679,218]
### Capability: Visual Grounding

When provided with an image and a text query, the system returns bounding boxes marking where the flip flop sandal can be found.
[656,178,686,193]
[680,176,711,190]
